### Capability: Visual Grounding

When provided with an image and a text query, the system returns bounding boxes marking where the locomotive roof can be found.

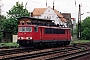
[17,16,54,22]
[19,25,70,29]
[38,26,71,29]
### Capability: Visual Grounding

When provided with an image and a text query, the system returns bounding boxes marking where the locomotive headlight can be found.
[26,37,32,40]
[18,37,20,39]
[21,37,24,39]
[30,37,32,40]
[18,37,23,39]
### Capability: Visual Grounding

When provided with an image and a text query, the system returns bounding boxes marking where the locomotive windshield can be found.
[18,27,32,32]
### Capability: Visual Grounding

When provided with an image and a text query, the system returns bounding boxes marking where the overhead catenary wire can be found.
[1,0,90,18]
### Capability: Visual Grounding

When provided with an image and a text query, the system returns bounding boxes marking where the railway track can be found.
[0,43,90,60]
[46,47,90,60]
[0,47,42,56]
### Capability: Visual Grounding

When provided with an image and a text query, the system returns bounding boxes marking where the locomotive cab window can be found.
[34,26,38,32]
[18,27,25,32]
[26,27,32,32]
[18,27,22,32]
[22,27,25,32]
[18,27,32,32]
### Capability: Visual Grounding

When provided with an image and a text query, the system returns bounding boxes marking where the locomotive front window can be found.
[18,27,22,32]
[18,27,25,32]
[26,27,32,32]
[22,27,25,32]
[18,27,32,32]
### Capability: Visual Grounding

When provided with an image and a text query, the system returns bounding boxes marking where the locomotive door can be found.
[40,28,42,41]
[66,30,69,40]
[33,26,40,40]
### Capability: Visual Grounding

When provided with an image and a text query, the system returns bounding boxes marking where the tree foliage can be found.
[2,18,18,34]
[6,1,30,35]
[81,17,90,40]
[0,2,30,42]
[75,17,90,40]
[7,2,30,18]
[0,15,6,42]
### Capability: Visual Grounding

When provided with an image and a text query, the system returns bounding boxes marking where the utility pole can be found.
[0,0,1,16]
[0,6,1,16]
[46,0,47,7]
[78,4,81,39]
[0,0,3,16]
[25,1,28,9]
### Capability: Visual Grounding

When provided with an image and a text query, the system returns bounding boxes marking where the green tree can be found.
[7,2,30,18]
[0,15,6,42]
[81,27,90,40]
[6,1,30,34]
[3,18,18,34]
[75,17,90,40]
[81,17,90,40]
[2,18,18,42]
[2,2,30,42]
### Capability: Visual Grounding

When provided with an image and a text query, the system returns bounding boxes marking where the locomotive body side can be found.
[17,17,71,47]
[17,25,71,46]
[39,26,71,45]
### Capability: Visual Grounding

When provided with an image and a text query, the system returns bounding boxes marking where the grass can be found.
[0,42,19,48]
[71,40,90,44]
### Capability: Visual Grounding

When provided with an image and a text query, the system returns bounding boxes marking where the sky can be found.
[1,0,90,22]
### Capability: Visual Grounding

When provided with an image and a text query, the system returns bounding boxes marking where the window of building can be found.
[48,10,50,12]
[52,16,54,19]
[44,16,46,19]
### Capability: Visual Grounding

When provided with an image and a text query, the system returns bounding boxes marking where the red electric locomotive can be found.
[17,17,71,47]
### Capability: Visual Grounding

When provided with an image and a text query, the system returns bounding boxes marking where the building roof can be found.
[60,18,67,22]
[32,8,67,22]
[33,8,47,16]
[54,9,63,18]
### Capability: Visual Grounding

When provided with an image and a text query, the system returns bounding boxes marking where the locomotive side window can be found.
[34,26,38,32]
[44,28,65,34]
[44,28,53,34]
[44,28,49,33]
